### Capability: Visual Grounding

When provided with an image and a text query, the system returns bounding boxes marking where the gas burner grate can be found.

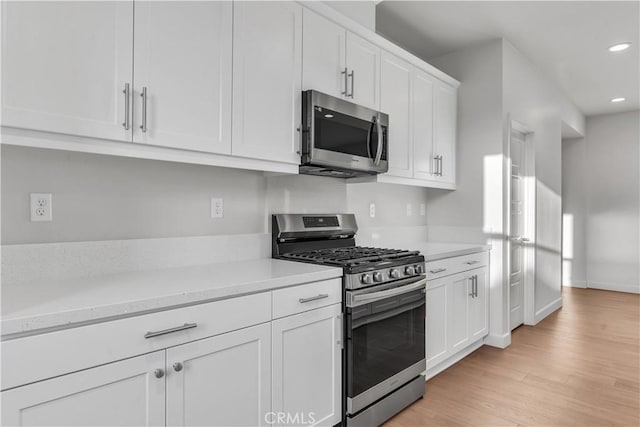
[281,246,419,266]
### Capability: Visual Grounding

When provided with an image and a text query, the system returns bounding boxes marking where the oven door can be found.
[302,90,388,175]
[346,276,426,415]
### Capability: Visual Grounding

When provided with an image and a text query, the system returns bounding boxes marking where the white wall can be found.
[1,145,429,245]
[584,111,640,293]
[561,137,588,287]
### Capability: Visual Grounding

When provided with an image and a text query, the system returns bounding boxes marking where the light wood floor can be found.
[385,287,640,426]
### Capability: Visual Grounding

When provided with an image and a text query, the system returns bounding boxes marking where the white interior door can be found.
[1,1,133,141]
[133,1,232,153]
[1,351,165,426]
[510,129,527,330]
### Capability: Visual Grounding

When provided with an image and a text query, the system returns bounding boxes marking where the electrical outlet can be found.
[420,203,426,216]
[369,203,376,218]
[406,203,413,217]
[211,198,224,218]
[30,193,52,222]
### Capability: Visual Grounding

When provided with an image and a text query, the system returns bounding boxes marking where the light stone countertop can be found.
[403,242,491,262]
[1,258,342,337]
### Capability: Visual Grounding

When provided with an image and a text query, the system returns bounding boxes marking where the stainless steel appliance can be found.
[300,90,389,178]
[272,214,426,427]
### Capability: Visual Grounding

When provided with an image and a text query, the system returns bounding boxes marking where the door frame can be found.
[506,117,536,327]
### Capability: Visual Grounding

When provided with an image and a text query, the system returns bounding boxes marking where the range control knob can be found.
[404,266,416,276]
[389,269,400,279]
[373,272,384,282]
[361,274,373,285]
[415,265,424,274]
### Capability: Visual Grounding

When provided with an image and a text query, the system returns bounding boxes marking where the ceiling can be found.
[376,1,639,116]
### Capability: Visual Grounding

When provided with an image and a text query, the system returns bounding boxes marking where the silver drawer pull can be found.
[144,322,197,339]
[429,268,447,274]
[299,294,329,304]
[466,260,479,265]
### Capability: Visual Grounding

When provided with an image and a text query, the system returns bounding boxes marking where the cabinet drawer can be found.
[272,279,342,319]
[426,251,489,280]
[2,292,271,391]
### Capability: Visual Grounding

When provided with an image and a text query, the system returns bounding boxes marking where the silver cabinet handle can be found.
[144,322,197,339]
[429,267,447,274]
[122,83,130,130]
[341,67,348,96]
[348,69,355,98]
[374,115,383,166]
[439,156,444,176]
[473,275,478,297]
[173,362,183,372]
[154,368,164,379]
[336,314,343,347]
[436,155,443,176]
[468,276,475,297]
[433,156,438,175]
[299,294,329,304]
[466,260,479,265]
[140,86,148,133]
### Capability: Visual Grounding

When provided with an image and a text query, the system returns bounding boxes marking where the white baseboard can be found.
[563,280,587,288]
[534,297,563,324]
[483,332,511,348]
[588,281,640,294]
[425,339,484,381]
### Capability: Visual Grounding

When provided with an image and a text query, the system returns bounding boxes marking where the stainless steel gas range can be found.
[272,214,426,427]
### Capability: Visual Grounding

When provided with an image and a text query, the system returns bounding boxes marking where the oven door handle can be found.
[351,277,427,305]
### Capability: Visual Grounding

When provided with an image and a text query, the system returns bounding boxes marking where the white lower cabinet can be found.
[166,323,272,427]
[425,255,489,375]
[272,303,342,427]
[1,281,343,427]
[1,351,166,427]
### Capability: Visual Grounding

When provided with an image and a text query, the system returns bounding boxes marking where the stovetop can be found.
[280,246,420,267]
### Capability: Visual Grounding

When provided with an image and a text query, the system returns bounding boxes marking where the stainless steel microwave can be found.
[300,90,389,178]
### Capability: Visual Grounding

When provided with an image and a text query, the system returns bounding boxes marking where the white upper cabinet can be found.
[434,82,457,185]
[1,1,133,142]
[381,51,413,178]
[1,351,165,427]
[346,32,381,110]
[133,1,232,154]
[412,68,436,181]
[302,10,347,98]
[232,1,302,164]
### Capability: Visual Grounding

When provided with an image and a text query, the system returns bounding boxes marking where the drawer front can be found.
[272,278,342,319]
[426,251,489,279]
[2,292,271,391]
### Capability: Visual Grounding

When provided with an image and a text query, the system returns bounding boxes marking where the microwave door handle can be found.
[366,119,374,159]
[374,116,383,166]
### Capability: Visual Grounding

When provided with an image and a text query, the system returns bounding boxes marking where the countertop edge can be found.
[424,245,491,262]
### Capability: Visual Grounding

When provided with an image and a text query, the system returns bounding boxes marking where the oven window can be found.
[313,106,387,161]
[347,292,425,397]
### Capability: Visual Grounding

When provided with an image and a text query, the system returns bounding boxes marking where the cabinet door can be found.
[346,32,380,110]
[166,323,271,427]
[1,351,165,427]
[434,82,457,184]
[133,1,232,153]
[232,1,302,164]
[426,279,448,370]
[447,272,471,353]
[272,304,342,427]
[469,267,489,342]
[413,68,437,181]
[1,1,133,141]
[302,9,347,98]
[380,51,413,178]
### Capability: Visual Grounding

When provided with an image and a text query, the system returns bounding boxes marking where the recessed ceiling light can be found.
[610,97,626,103]
[608,42,631,52]
[324,114,334,118]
